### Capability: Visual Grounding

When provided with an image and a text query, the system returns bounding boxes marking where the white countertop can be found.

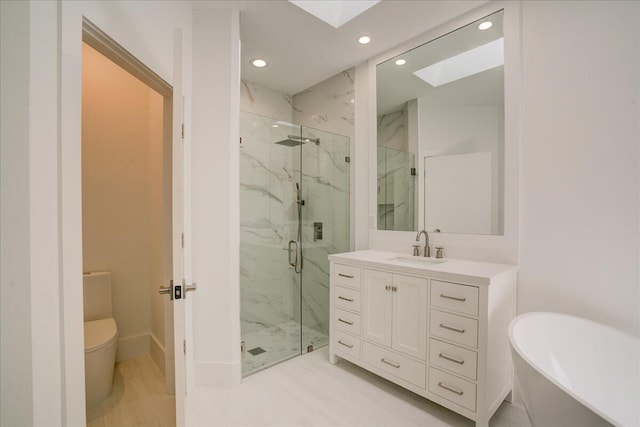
[329,250,518,286]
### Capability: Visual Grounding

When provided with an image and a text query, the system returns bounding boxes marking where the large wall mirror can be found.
[376,10,504,235]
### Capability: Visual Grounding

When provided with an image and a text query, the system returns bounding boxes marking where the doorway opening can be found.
[81,22,176,426]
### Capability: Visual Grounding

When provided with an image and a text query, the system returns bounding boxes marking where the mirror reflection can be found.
[376,10,504,235]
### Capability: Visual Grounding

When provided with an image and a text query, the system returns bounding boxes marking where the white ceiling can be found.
[238,0,488,95]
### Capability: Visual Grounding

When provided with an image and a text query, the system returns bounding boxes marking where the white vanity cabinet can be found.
[329,250,517,427]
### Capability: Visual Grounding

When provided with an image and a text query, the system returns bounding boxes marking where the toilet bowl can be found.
[84,318,118,406]
[83,272,118,407]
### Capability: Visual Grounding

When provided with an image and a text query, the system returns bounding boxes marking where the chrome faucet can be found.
[415,230,430,258]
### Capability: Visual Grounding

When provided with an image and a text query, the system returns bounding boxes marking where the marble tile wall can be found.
[377,102,416,231]
[377,146,415,231]
[377,103,408,152]
[240,111,298,335]
[241,80,293,122]
[292,71,354,340]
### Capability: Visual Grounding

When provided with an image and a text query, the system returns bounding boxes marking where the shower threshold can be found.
[241,320,329,377]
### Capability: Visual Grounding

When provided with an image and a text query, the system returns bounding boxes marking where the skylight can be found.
[413,38,504,87]
[289,0,380,29]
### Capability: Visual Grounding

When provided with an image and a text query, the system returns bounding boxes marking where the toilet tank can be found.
[83,272,113,321]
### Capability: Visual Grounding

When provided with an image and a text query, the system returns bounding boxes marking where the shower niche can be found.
[240,111,350,376]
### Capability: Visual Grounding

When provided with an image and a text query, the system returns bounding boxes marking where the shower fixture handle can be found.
[288,240,302,273]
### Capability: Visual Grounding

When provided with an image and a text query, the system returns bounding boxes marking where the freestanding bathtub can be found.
[508,312,639,427]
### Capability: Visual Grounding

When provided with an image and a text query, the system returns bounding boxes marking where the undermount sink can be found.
[388,256,448,265]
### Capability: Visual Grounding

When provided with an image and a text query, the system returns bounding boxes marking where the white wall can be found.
[1,2,33,425]
[0,1,192,425]
[519,0,639,336]
[191,6,241,388]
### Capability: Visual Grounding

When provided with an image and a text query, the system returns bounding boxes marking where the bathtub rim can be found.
[508,311,637,427]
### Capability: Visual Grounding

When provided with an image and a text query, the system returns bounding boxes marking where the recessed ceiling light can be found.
[272,124,279,128]
[478,21,493,30]
[358,35,371,45]
[251,58,268,68]
[395,59,406,66]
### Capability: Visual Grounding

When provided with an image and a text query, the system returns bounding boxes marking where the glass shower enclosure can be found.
[240,111,350,376]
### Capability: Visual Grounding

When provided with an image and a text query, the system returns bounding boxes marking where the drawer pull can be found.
[438,382,464,396]
[439,323,465,334]
[337,340,353,349]
[380,358,400,369]
[338,273,354,279]
[440,293,466,302]
[338,296,354,302]
[438,353,465,365]
[338,318,354,325]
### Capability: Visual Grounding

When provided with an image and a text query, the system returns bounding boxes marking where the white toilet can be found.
[83,272,118,407]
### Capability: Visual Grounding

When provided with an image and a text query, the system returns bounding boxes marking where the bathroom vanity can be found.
[328,250,517,427]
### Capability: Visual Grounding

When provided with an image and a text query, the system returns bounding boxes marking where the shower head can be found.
[274,135,320,147]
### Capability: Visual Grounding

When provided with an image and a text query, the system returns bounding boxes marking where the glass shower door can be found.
[239,112,303,375]
[300,126,351,353]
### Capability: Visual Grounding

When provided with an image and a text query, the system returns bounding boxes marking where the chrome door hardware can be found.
[184,281,197,300]
[158,280,173,300]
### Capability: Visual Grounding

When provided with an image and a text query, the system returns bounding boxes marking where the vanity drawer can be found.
[430,310,478,349]
[428,367,477,412]
[333,264,361,289]
[334,286,361,312]
[362,342,426,389]
[333,329,361,359]
[334,308,361,337]
[430,280,479,316]
[429,338,478,380]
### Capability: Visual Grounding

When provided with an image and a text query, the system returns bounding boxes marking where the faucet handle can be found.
[412,243,421,256]
[435,247,444,259]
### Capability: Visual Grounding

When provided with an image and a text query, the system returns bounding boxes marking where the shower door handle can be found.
[288,240,301,273]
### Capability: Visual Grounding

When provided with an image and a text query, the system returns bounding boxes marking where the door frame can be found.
[82,15,179,391]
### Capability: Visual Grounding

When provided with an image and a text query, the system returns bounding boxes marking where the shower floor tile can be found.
[242,320,329,376]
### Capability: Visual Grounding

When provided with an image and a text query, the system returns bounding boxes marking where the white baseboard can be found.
[149,333,166,376]
[194,359,241,388]
[116,333,150,362]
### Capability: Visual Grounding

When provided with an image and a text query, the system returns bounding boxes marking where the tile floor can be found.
[86,353,175,427]
[242,320,330,375]
[187,346,530,427]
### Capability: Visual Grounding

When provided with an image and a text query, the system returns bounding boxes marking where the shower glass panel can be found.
[300,127,350,354]
[240,111,350,376]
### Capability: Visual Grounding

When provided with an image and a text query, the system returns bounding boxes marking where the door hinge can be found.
[181,123,184,139]
[181,233,184,248]
[183,340,186,355]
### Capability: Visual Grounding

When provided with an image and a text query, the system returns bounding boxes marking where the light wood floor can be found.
[186,347,530,427]
[87,354,175,427]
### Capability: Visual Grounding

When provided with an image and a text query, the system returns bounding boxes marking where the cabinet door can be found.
[392,274,427,360]
[362,269,392,347]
